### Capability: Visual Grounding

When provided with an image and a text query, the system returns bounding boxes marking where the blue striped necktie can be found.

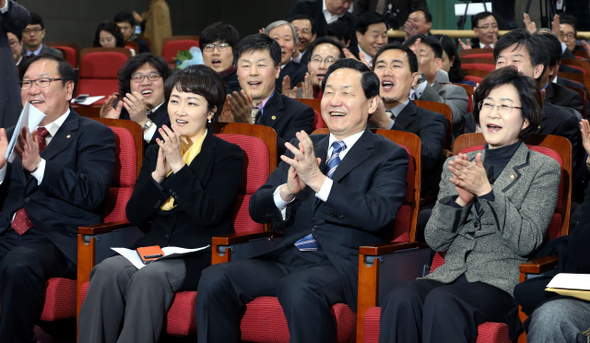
[294,140,347,251]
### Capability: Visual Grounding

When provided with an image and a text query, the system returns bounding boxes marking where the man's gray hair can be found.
[264,20,298,45]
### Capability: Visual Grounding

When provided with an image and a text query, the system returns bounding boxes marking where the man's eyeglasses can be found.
[131,73,161,83]
[18,78,63,89]
[310,56,337,66]
[203,43,230,52]
[476,24,498,30]
[478,101,522,114]
[22,27,43,34]
[560,32,575,40]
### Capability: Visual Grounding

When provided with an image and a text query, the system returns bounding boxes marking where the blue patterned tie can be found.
[294,140,347,251]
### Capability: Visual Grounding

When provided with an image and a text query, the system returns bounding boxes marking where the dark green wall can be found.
[17,0,474,50]
[17,0,300,50]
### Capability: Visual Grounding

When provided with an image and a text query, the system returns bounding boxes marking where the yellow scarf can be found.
[160,130,207,211]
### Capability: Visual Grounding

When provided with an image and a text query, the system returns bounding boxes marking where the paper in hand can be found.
[4,102,46,162]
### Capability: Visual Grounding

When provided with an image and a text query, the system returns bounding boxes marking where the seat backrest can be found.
[211,123,278,233]
[46,41,79,68]
[458,48,493,59]
[449,83,474,113]
[462,69,491,79]
[91,118,144,223]
[573,49,590,60]
[161,36,200,64]
[375,129,421,242]
[463,75,483,84]
[139,36,152,51]
[561,58,589,76]
[79,48,130,79]
[461,63,496,72]
[312,128,421,242]
[565,86,587,118]
[295,98,324,130]
[559,71,590,102]
[414,100,453,152]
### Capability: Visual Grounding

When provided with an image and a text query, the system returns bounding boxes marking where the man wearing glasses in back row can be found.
[100,53,172,148]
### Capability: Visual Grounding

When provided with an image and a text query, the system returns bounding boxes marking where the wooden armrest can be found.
[211,231,284,246]
[78,220,132,235]
[359,241,427,256]
[520,254,559,274]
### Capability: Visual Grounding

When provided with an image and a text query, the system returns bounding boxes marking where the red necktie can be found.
[12,127,50,235]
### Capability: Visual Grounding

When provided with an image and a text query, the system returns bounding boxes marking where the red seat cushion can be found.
[40,278,76,321]
[167,291,197,336]
[362,306,510,343]
[240,297,356,343]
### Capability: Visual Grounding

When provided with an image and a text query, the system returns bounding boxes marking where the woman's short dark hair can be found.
[473,66,542,140]
[164,65,227,120]
[434,34,467,83]
[118,53,172,96]
[321,58,380,99]
[92,21,125,48]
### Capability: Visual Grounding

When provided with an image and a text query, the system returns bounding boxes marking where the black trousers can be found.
[378,276,518,343]
[195,246,347,343]
[0,228,75,343]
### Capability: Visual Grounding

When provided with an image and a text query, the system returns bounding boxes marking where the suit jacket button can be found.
[24,197,29,203]
[312,226,317,232]
[474,222,479,228]
[339,214,344,219]
[165,234,170,238]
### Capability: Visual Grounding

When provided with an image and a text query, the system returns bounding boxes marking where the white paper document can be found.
[70,95,105,105]
[5,102,46,162]
[111,245,210,269]
[546,273,590,291]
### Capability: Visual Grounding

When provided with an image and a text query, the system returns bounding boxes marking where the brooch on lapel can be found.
[271,115,276,120]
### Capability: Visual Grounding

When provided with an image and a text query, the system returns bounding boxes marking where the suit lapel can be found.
[476,143,530,194]
[257,92,283,129]
[431,81,442,93]
[330,129,374,182]
[544,83,555,103]
[312,134,329,211]
[393,102,417,130]
[189,131,216,180]
[41,111,79,161]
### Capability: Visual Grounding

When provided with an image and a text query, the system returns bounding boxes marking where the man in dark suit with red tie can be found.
[196,58,409,342]
[0,54,115,342]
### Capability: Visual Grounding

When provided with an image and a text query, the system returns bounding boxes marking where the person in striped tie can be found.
[196,58,409,343]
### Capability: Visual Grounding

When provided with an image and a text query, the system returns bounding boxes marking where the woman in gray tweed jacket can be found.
[378,66,562,343]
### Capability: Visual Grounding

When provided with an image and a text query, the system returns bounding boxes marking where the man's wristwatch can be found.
[30,158,42,173]
[142,119,153,131]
